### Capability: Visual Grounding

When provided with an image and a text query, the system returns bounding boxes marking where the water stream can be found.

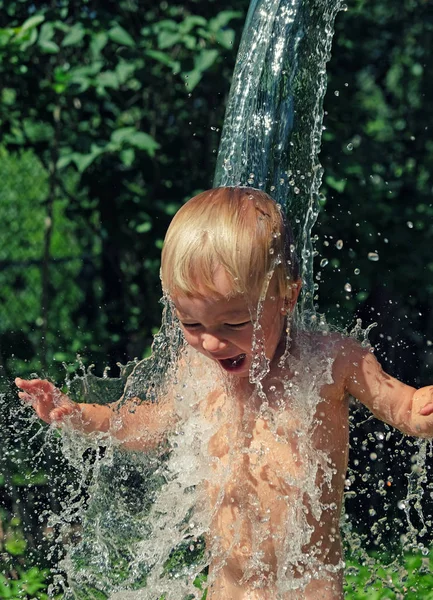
[214,0,342,321]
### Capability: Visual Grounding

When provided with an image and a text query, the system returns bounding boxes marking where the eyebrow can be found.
[220,309,251,318]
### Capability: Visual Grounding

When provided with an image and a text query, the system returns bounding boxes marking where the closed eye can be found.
[225,321,251,329]
[181,322,201,329]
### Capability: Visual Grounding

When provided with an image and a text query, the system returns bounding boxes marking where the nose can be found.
[201,332,227,354]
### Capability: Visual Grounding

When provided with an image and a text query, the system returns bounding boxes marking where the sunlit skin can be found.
[14,265,433,600]
[173,267,294,380]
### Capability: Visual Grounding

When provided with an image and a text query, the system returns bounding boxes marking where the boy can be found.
[15,186,433,599]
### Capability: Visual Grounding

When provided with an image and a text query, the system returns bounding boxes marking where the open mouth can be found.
[218,353,247,371]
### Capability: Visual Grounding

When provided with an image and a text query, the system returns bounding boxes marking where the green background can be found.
[1,0,432,597]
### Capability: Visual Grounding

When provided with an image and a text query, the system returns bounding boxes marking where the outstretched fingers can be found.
[15,377,73,424]
[15,377,54,394]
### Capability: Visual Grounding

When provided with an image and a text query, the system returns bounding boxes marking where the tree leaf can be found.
[38,22,55,45]
[183,69,202,91]
[129,132,160,155]
[194,49,219,72]
[110,128,159,154]
[90,31,108,58]
[178,15,207,35]
[0,28,13,47]
[96,71,119,89]
[108,25,135,47]
[17,27,38,50]
[325,175,347,193]
[158,30,181,49]
[18,14,45,34]
[183,34,197,51]
[215,29,235,49]
[39,39,60,54]
[1,88,16,105]
[23,119,55,143]
[120,148,135,167]
[145,49,180,73]
[151,19,178,32]
[208,11,243,32]
[111,127,136,145]
[136,221,152,233]
[62,23,85,47]
[72,146,105,173]
[57,155,73,170]
[115,61,136,84]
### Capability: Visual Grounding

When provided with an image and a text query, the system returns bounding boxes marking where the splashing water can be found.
[2,0,432,599]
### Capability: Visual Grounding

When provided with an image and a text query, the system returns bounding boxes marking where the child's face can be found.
[172,267,288,378]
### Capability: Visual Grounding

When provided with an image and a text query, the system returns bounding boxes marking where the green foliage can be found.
[0,568,49,600]
[0,0,433,596]
[315,0,433,393]
[0,0,245,379]
[0,512,50,599]
[344,551,433,599]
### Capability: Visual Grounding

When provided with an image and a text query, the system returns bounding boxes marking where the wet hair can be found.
[160,186,299,301]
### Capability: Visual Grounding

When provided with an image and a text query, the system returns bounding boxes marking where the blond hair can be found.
[160,187,299,301]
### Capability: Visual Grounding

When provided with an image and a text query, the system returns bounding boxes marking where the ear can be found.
[285,279,302,312]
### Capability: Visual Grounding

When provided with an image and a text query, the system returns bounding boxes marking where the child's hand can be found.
[15,378,78,424]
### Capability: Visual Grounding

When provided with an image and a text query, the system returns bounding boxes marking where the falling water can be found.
[214,0,342,322]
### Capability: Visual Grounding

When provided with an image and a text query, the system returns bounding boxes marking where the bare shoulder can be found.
[298,329,371,396]
[299,329,360,362]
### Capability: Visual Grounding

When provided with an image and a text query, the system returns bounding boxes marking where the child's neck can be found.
[232,324,298,397]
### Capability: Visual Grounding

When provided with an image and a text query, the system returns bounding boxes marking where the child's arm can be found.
[336,340,433,437]
[15,377,175,451]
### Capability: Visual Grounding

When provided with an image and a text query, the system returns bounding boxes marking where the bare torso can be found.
[200,332,349,599]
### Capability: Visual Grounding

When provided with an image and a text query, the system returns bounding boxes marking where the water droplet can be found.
[294,187,300,194]
[269,248,275,255]
[336,239,343,250]
[354,268,360,275]
[320,258,328,267]
[346,143,354,151]
[368,252,379,261]
[407,221,414,229]
[344,283,352,293]
[334,90,340,97]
